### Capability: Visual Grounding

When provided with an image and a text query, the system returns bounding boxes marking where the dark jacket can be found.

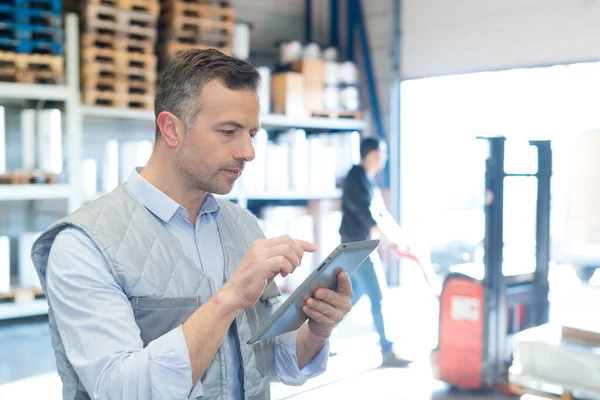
[339,165,377,241]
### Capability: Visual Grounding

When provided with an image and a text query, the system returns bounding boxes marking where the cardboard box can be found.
[271,72,305,117]
[291,59,325,113]
[562,325,600,347]
[291,59,325,86]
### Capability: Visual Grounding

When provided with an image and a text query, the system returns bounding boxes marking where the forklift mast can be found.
[481,137,552,386]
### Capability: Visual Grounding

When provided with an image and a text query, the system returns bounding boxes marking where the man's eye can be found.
[220,130,235,135]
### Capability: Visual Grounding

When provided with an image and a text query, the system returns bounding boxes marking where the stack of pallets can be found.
[0,0,64,84]
[158,0,234,71]
[77,0,159,109]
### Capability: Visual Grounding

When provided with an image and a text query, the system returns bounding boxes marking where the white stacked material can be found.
[37,109,62,174]
[82,159,97,198]
[103,140,119,192]
[257,67,271,115]
[0,236,9,293]
[119,140,152,184]
[260,206,314,291]
[510,324,600,399]
[18,233,42,289]
[265,143,289,192]
[278,129,309,192]
[244,129,267,194]
[307,137,337,194]
[20,109,36,170]
[0,106,5,173]
[232,21,250,60]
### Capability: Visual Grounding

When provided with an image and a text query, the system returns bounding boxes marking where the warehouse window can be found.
[400,60,600,282]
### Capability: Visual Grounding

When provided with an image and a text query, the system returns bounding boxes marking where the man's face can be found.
[176,79,259,195]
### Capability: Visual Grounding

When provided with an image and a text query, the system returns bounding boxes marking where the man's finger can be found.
[267,244,301,268]
[313,288,352,312]
[305,297,341,320]
[336,271,353,297]
[296,239,317,253]
[303,305,335,325]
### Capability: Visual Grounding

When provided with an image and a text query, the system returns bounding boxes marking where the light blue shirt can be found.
[45,168,328,399]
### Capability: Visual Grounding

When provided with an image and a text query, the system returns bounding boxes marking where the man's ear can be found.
[156,111,184,148]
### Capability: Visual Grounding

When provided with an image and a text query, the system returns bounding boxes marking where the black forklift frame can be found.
[480,137,552,386]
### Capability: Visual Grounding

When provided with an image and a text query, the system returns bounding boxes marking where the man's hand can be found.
[222,235,317,310]
[303,269,353,339]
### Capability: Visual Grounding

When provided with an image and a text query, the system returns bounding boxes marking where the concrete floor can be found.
[0,264,597,399]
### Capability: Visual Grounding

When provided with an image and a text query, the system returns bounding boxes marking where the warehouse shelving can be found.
[81,105,365,132]
[0,82,70,102]
[0,13,364,320]
[81,106,156,121]
[0,184,71,201]
[0,299,48,320]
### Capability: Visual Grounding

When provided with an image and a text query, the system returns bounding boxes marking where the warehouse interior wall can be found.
[402,0,600,79]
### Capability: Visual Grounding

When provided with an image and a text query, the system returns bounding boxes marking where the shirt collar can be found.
[125,167,220,224]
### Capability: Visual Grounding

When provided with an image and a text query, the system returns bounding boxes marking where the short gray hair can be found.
[154,49,261,141]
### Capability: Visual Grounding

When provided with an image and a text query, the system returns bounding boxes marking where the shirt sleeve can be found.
[46,227,201,400]
[343,171,378,232]
[269,330,329,386]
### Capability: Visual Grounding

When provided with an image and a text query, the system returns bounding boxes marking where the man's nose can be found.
[235,134,255,162]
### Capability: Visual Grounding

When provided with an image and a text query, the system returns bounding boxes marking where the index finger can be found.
[296,239,317,253]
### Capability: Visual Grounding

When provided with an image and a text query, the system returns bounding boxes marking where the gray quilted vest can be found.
[31,185,276,400]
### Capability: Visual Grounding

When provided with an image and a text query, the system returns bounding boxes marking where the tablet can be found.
[247,239,379,344]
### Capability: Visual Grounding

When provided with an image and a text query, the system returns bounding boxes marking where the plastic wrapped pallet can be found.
[257,67,271,115]
[0,236,9,293]
[19,233,42,289]
[511,324,600,399]
[37,109,63,174]
[262,206,314,292]
[119,140,152,184]
[103,140,119,192]
[278,129,309,193]
[265,143,289,192]
[0,106,5,173]
[20,109,36,170]
[82,159,97,198]
[243,129,267,194]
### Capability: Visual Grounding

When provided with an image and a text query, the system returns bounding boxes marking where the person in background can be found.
[31,49,354,400]
[339,137,413,368]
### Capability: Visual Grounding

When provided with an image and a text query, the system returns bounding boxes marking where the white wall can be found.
[403,0,600,79]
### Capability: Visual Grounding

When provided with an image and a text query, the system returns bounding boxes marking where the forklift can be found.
[430,137,552,390]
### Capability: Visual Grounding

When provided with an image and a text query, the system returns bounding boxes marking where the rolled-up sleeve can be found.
[270,330,329,386]
[46,227,201,400]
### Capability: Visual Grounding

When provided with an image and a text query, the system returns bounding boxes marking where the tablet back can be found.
[248,239,379,344]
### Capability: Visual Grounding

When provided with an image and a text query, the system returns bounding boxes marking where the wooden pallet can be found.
[510,383,576,400]
[84,3,157,28]
[158,40,231,60]
[82,76,155,96]
[0,50,63,72]
[161,0,232,7]
[0,170,58,184]
[0,68,63,83]
[82,48,156,70]
[82,0,160,17]
[82,62,156,82]
[81,33,154,55]
[161,17,233,46]
[0,51,63,83]
[311,110,363,119]
[161,2,235,23]
[83,4,158,42]
[0,288,45,304]
[83,90,154,109]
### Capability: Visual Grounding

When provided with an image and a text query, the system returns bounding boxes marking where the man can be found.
[339,137,412,368]
[31,49,353,399]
